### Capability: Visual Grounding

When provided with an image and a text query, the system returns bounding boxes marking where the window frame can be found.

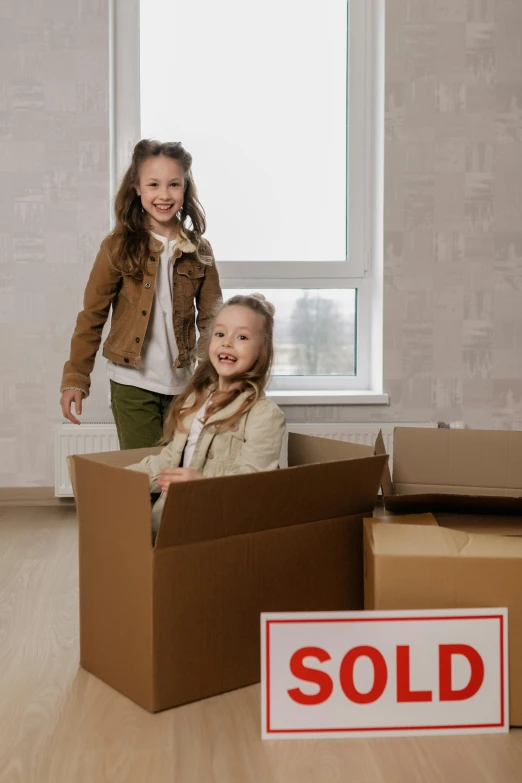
[110,0,386,403]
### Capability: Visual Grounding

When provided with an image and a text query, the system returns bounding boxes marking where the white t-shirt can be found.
[182,397,212,467]
[107,231,191,395]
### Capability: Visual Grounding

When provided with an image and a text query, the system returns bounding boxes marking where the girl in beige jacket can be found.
[127,293,286,536]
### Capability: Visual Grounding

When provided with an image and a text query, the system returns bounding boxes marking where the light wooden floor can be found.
[1,508,522,783]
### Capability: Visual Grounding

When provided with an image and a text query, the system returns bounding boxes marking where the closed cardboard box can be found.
[375,428,522,514]
[71,434,387,713]
[364,513,522,726]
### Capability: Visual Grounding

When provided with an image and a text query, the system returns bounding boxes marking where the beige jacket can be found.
[127,391,286,535]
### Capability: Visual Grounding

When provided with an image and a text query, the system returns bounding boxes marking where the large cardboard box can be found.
[364,513,522,726]
[375,427,522,514]
[71,433,387,713]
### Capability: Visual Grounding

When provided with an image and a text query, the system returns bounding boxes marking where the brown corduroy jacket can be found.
[61,233,222,397]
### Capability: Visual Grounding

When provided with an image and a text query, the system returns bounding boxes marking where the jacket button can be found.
[145,282,151,288]
[142,310,147,316]
[135,337,140,343]
[124,357,130,364]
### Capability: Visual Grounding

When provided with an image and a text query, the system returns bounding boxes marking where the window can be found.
[224,288,357,390]
[111,0,385,402]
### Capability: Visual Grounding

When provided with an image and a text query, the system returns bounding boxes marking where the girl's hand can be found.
[60,389,83,425]
[158,468,204,490]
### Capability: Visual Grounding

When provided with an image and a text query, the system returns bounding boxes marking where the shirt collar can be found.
[150,230,176,249]
[149,231,197,254]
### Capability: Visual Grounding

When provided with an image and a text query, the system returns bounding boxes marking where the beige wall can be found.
[0,0,110,486]
[1,0,522,486]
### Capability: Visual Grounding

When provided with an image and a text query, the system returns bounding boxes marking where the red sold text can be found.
[288,644,484,705]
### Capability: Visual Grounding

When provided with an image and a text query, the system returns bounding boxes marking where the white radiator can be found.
[278,422,437,470]
[54,421,437,497]
[54,423,119,497]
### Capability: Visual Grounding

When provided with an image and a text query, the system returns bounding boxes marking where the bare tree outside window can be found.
[223,289,356,377]
[289,292,355,375]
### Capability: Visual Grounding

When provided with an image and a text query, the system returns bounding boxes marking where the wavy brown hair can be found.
[110,139,210,279]
[163,294,276,441]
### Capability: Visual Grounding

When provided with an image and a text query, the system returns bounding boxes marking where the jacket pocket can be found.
[121,275,141,305]
[223,429,244,467]
[107,296,135,351]
[176,263,205,295]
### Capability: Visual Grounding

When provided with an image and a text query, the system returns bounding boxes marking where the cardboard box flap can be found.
[375,430,393,497]
[72,455,153,549]
[393,483,522,498]
[393,427,522,491]
[434,513,522,537]
[384,492,522,515]
[367,519,522,559]
[67,455,78,498]
[365,520,467,557]
[155,454,387,549]
[370,513,439,527]
[72,455,156,709]
[288,432,374,466]
[71,446,163,470]
[372,511,522,537]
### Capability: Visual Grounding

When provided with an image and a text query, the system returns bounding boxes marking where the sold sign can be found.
[261,609,509,739]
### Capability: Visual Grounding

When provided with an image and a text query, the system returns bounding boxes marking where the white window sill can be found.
[267,390,390,406]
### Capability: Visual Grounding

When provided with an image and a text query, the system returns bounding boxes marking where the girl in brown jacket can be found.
[60,139,222,449]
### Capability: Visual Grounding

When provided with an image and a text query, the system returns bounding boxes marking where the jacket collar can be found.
[182,388,257,427]
[206,389,254,426]
[184,389,257,473]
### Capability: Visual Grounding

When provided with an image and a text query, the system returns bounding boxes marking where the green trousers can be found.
[110,380,176,450]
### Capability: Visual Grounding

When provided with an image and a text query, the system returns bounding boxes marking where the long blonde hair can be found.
[163,294,276,441]
[110,139,210,279]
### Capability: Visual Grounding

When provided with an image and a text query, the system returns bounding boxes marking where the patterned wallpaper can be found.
[1,0,522,486]
[289,0,522,430]
[0,0,110,486]
[380,0,522,433]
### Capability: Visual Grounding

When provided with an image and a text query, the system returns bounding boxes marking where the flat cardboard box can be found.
[364,512,522,726]
[71,433,387,713]
[375,427,522,514]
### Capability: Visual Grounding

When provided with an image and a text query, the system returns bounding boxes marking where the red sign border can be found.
[264,614,505,735]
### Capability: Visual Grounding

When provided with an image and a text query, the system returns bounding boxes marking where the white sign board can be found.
[261,609,508,739]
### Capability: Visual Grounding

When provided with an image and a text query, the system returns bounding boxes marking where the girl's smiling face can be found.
[136,155,185,236]
[209,305,265,390]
